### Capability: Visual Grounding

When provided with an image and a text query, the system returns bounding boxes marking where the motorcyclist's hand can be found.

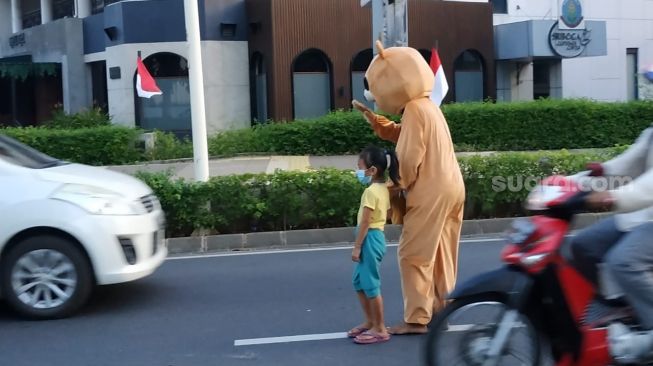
[586,191,615,211]
[586,162,604,177]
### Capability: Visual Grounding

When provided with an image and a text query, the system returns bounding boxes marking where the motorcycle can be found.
[423,174,649,366]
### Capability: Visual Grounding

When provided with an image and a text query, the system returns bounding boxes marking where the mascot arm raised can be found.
[395,105,426,192]
[352,100,401,143]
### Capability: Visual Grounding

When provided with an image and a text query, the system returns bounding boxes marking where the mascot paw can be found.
[352,100,376,125]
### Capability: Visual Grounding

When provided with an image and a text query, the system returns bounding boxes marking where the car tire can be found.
[1,235,93,320]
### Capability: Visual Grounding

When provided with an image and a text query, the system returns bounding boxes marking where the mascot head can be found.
[363,40,434,115]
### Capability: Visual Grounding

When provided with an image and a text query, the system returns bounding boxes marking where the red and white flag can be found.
[136,56,162,98]
[429,48,448,106]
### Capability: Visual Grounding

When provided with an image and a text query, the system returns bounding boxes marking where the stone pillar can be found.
[75,0,91,18]
[11,0,22,33]
[41,0,52,24]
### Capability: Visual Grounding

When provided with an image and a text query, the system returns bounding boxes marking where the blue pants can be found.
[353,228,386,299]
[570,217,653,329]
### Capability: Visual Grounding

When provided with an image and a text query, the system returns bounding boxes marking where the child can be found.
[348,145,401,345]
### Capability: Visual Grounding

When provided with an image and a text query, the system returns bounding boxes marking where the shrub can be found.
[205,100,653,157]
[136,169,363,237]
[143,131,193,161]
[2,126,143,165]
[136,148,624,238]
[208,110,394,157]
[45,107,112,129]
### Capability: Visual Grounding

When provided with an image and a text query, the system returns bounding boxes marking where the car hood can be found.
[37,163,153,199]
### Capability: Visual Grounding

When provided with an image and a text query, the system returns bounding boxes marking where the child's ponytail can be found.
[385,149,401,187]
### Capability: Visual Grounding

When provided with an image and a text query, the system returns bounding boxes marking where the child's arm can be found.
[352,207,373,262]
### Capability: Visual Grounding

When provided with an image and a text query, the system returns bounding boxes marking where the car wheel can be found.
[1,235,93,320]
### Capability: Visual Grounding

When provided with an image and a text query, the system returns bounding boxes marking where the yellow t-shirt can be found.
[357,183,390,230]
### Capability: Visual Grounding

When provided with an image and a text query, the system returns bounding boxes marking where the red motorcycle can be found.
[423,175,647,366]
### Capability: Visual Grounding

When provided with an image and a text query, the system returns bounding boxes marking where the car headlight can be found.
[50,184,146,216]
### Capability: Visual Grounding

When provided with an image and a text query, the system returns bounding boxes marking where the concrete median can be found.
[164,212,612,255]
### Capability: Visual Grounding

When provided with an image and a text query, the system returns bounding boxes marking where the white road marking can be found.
[166,237,514,261]
[235,332,348,346]
[233,323,528,346]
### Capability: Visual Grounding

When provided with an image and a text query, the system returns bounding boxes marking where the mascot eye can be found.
[363,77,370,91]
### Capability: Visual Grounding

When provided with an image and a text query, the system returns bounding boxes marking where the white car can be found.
[0,134,167,319]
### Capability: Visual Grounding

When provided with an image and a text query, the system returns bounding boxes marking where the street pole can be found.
[371,0,383,111]
[386,0,407,47]
[183,0,209,182]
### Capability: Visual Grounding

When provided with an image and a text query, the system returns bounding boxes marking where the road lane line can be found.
[235,332,348,346]
[233,323,528,346]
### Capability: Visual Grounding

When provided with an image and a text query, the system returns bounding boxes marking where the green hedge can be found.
[2,99,650,167]
[1,127,194,165]
[137,147,626,238]
[208,99,653,156]
[2,126,143,165]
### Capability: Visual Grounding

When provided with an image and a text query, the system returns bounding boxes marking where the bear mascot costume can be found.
[353,40,465,334]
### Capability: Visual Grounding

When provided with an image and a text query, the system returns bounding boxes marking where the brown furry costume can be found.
[354,41,465,328]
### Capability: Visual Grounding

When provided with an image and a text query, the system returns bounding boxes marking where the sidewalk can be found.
[104,148,606,179]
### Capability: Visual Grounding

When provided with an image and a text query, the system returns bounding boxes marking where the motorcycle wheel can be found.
[423,294,549,366]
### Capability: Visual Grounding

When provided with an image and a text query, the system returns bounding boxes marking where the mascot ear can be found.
[375,40,386,59]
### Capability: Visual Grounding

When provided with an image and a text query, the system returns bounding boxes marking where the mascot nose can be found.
[363,77,375,102]
[364,89,375,102]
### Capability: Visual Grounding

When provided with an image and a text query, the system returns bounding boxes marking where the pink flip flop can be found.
[353,331,391,344]
[347,326,369,338]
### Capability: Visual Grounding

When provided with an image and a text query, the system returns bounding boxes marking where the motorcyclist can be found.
[568,125,653,362]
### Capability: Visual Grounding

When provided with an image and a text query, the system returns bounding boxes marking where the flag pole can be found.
[183,0,209,182]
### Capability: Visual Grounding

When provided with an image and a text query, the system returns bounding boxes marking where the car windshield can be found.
[0,134,67,169]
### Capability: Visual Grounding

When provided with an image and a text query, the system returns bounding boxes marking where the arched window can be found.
[418,49,432,64]
[292,49,332,119]
[454,50,484,102]
[250,52,268,124]
[134,52,191,139]
[351,48,373,109]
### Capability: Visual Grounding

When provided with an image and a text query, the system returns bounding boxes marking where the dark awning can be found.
[0,55,33,64]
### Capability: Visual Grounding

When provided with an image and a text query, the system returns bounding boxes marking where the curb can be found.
[164,212,612,255]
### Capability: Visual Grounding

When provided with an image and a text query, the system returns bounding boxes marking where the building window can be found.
[250,52,268,124]
[134,52,191,139]
[533,60,550,99]
[292,49,332,119]
[53,0,74,19]
[490,0,508,14]
[454,50,484,103]
[90,61,108,114]
[351,49,373,110]
[627,48,639,101]
[21,0,41,29]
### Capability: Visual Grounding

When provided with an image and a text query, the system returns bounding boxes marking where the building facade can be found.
[246,0,495,122]
[0,0,496,134]
[0,0,251,137]
[478,0,652,102]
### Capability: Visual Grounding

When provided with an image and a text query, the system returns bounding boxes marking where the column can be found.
[75,0,91,18]
[11,0,22,33]
[40,0,52,24]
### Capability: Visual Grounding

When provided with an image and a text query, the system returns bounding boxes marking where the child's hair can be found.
[359,145,401,186]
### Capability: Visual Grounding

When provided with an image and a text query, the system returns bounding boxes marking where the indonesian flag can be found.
[429,48,448,106]
[136,56,162,98]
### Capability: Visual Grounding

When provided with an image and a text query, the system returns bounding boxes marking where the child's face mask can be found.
[356,169,372,185]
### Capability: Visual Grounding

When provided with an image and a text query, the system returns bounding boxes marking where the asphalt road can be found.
[0,239,508,366]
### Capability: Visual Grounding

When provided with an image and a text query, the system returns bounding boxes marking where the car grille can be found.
[139,194,159,213]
